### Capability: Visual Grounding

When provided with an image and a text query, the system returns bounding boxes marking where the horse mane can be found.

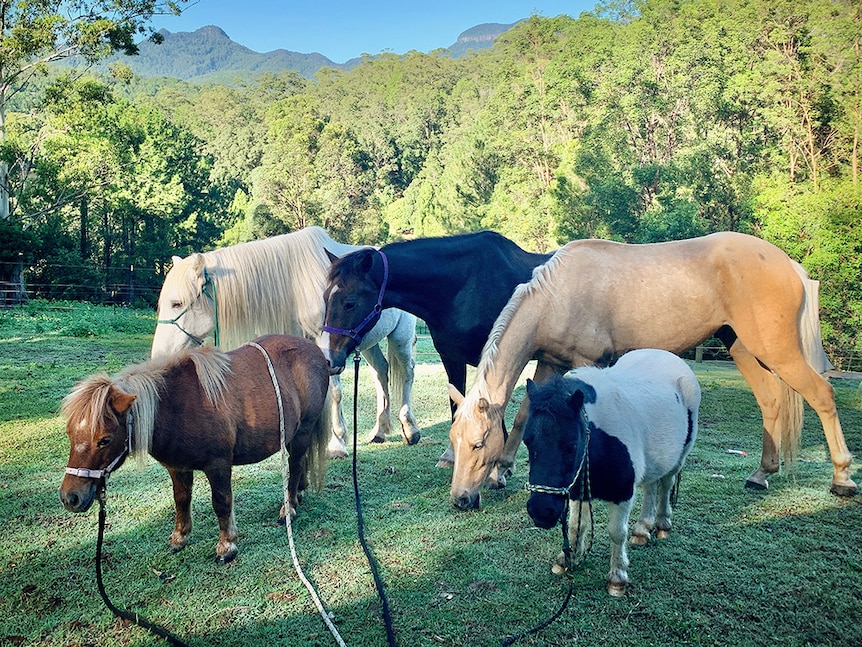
[464,249,567,411]
[170,227,342,350]
[526,375,578,420]
[63,347,232,462]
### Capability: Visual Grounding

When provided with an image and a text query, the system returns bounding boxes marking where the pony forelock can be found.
[63,347,232,463]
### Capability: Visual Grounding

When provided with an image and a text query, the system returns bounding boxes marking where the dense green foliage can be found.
[1,304,861,646]
[1,0,861,360]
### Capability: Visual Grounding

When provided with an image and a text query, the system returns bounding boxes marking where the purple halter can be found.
[322,249,389,345]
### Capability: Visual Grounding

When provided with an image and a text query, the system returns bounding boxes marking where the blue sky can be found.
[150,1,599,64]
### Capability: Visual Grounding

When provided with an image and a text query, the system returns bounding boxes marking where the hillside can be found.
[107,22,516,81]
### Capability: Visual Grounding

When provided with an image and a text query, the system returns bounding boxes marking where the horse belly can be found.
[584,427,636,504]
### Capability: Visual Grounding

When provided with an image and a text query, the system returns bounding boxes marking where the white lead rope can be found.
[245,341,347,647]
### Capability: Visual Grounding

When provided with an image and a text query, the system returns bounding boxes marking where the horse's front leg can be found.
[553,500,593,576]
[327,374,348,459]
[606,499,634,597]
[490,362,560,488]
[167,468,193,553]
[437,358,466,469]
[361,344,392,443]
[205,466,238,564]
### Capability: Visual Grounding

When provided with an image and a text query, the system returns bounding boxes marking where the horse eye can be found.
[171,301,183,309]
[344,301,357,311]
[472,441,485,451]
[96,436,112,449]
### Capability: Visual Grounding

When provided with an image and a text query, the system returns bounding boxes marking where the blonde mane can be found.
[164,226,350,351]
[462,249,565,413]
[63,346,232,462]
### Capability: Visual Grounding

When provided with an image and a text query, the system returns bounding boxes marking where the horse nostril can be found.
[61,491,79,510]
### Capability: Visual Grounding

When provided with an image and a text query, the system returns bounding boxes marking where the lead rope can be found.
[351,351,399,647]
[501,413,595,647]
[245,341,347,647]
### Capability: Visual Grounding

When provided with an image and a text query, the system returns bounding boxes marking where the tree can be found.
[0,0,187,302]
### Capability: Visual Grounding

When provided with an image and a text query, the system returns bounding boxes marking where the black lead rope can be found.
[96,490,191,646]
[352,351,398,647]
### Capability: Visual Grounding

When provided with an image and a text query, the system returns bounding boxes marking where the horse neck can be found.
[474,289,542,406]
[380,243,462,325]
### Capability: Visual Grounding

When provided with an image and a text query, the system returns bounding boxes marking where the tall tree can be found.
[0,0,186,301]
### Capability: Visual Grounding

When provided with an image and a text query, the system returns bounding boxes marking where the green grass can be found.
[1,301,861,647]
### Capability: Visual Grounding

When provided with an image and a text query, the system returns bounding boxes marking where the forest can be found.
[0,0,860,362]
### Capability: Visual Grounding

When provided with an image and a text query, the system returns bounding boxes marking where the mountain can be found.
[114,26,338,80]
[105,22,517,81]
[445,22,518,58]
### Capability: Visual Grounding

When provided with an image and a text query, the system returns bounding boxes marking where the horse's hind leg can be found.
[654,473,678,539]
[168,468,194,552]
[769,357,856,496]
[632,482,658,545]
[728,342,786,490]
[361,344,393,443]
[205,466,238,564]
[390,334,422,445]
[606,499,634,597]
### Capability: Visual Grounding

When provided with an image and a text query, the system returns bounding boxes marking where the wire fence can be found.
[2,268,861,373]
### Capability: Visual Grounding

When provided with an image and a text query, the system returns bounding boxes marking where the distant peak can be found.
[195,25,229,38]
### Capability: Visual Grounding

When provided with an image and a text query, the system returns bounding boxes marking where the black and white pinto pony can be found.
[523,349,701,597]
[151,227,421,456]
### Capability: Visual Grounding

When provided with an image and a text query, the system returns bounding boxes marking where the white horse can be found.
[151,227,421,456]
[523,349,701,596]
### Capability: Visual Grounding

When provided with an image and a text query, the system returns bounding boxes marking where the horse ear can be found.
[109,386,137,415]
[171,255,183,267]
[447,383,465,406]
[324,249,339,264]
[526,378,537,398]
[190,253,206,278]
[360,249,375,273]
[567,388,586,414]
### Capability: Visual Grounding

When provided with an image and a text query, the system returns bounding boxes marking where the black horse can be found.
[321,230,554,468]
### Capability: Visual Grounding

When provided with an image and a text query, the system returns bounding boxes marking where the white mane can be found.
[186,227,355,350]
[460,248,566,414]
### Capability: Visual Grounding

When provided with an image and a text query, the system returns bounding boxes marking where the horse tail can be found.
[777,376,804,468]
[791,260,834,374]
[777,261,829,469]
[305,383,333,492]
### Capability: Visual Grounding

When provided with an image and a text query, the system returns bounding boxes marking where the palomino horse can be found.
[320,231,553,468]
[448,231,855,509]
[523,349,701,596]
[60,335,331,564]
[150,226,421,456]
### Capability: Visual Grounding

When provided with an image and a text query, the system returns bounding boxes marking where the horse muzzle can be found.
[526,494,565,529]
[59,480,98,513]
[450,488,481,511]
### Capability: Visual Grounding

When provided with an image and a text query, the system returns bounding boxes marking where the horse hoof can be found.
[630,534,649,545]
[830,481,858,498]
[607,582,627,597]
[367,435,386,444]
[170,545,185,554]
[551,563,567,576]
[327,448,348,459]
[656,529,671,540]
[402,430,421,446]
[216,552,237,565]
[744,478,768,491]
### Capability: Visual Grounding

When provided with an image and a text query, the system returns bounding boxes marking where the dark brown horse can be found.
[59,334,331,563]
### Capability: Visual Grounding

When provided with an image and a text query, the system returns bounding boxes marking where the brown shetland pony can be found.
[59,334,331,563]
[448,232,855,509]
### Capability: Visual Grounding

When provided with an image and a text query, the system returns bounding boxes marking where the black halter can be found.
[322,250,389,345]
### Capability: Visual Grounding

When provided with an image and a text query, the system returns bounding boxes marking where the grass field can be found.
[1,301,861,647]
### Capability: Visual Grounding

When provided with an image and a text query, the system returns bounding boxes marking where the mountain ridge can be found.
[110,21,518,80]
